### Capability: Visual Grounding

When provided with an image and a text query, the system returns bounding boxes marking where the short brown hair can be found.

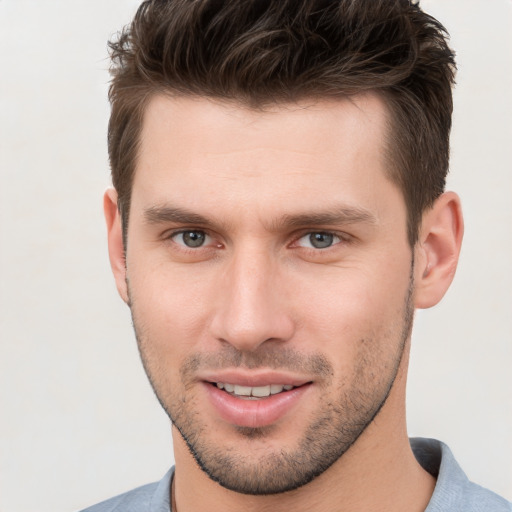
[108,0,456,246]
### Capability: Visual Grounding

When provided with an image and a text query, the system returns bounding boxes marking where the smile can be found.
[214,382,295,399]
[204,380,312,428]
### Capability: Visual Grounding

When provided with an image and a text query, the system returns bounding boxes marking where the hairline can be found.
[118,88,427,249]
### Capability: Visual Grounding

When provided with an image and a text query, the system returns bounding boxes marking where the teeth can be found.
[270,384,285,394]
[216,382,295,397]
[251,385,271,397]
[234,385,252,396]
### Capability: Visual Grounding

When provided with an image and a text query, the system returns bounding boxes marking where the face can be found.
[122,94,415,494]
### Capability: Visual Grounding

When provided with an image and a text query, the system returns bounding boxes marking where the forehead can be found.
[132,93,398,223]
[138,93,389,163]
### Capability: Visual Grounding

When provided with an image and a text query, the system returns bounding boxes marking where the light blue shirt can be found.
[80,438,511,511]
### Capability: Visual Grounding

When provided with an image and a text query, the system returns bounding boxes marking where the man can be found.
[82,0,511,510]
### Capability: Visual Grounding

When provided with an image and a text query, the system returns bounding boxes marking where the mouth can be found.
[211,382,299,400]
[203,378,313,428]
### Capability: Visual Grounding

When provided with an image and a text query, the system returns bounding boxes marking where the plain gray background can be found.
[0,1,511,510]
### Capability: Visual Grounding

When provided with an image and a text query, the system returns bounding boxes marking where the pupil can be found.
[183,231,205,247]
[310,232,333,249]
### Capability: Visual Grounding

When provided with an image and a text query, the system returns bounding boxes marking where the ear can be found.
[414,191,464,309]
[104,188,129,304]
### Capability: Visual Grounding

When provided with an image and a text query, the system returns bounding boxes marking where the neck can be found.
[171,344,435,512]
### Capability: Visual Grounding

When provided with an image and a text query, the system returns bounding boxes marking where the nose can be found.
[209,246,295,352]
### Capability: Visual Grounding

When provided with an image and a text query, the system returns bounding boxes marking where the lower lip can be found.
[203,383,311,428]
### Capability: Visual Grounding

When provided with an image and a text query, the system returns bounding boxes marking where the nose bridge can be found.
[211,242,293,351]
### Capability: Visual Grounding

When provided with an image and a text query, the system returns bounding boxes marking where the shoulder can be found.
[78,467,174,512]
[411,438,512,512]
[79,482,158,512]
[457,481,512,512]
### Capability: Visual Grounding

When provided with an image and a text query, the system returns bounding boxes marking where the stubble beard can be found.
[129,272,414,495]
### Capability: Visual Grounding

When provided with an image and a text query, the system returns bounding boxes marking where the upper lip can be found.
[199,370,312,388]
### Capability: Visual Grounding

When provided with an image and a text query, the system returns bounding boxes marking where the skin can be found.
[105,93,463,512]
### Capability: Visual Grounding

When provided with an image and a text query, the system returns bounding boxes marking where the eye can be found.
[296,232,341,249]
[171,230,211,248]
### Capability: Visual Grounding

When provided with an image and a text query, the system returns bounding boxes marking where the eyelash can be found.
[165,228,351,252]
[167,230,217,249]
[294,231,345,250]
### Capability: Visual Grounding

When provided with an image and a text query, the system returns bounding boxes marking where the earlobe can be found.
[104,188,129,304]
[414,191,464,309]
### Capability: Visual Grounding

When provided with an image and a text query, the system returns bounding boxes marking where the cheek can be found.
[127,261,218,361]
[289,261,411,365]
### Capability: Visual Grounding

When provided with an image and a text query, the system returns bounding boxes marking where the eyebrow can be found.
[143,204,377,231]
[274,207,377,230]
[144,206,212,226]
